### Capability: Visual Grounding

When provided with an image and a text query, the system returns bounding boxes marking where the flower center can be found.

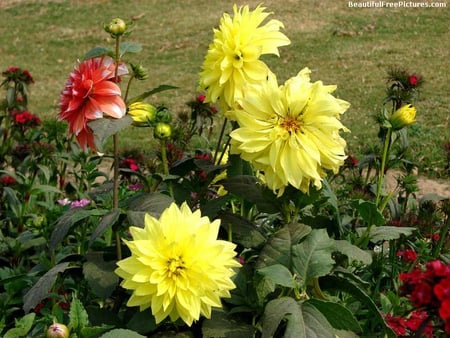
[280,117,301,134]
[167,256,185,278]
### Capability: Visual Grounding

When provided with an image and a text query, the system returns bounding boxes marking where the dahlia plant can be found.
[0,4,449,338]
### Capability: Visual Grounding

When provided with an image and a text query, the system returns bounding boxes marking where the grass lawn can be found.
[1,0,448,178]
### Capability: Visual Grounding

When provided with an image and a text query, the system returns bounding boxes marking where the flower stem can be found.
[375,127,392,209]
[113,35,122,260]
[213,117,228,165]
[160,139,174,199]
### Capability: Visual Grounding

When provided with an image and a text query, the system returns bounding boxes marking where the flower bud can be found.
[128,102,156,127]
[105,18,127,37]
[130,63,148,80]
[155,108,172,123]
[154,122,172,139]
[389,104,416,130]
[47,323,69,338]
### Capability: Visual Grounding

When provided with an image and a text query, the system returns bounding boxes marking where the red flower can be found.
[434,278,450,301]
[409,75,418,86]
[397,249,418,262]
[123,158,139,171]
[410,283,433,307]
[439,299,450,320]
[58,56,128,150]
[384,313,407,336]
[1,175,16,185]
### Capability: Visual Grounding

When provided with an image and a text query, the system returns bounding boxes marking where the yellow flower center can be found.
[280,117,301,134]
[167,256,185,278]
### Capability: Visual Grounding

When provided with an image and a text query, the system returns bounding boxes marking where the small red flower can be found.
[439,299,450,320]
[410,283,433,307]
[1,175,16,185]
[384,313,407,336]
[197,94,206,103]
[397,249,418,262]
[409,75,418,86]
[434,278,450,301]
[123,158,139,171]
[58,56,128,150]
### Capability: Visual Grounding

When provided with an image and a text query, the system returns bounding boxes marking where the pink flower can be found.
[70,198,90,209]
[58,56,128,150]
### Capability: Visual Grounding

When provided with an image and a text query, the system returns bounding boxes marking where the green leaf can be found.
[320,275,396,338]
[3,313,35,338]
[50,208,109,249]
[353,200,386,226]
[125,192,174,227]
[69,293,89,332]
[88,116,133,153]
[219,175,281,214]
[217,211,266,249]
[306,299,362,332]
[262,297,334,338]
[89,209,121,247]
[126,308,157,334]
[292,229,335,284]
[202,309,255,338]
[82,253,119,299]
[334,240,372,265]
[22,262,71,312]
[82,46,112,60]
[30,184,61,195]
[99,329,146,338]
[256,223,311,270]
[119,41,142,57]
[127,85,178,104]
[356,226,416,242]
[257,264,295,288]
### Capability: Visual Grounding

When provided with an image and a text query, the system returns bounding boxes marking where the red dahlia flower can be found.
[58,56,128,150]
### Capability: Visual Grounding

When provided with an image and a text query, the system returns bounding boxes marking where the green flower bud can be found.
[128,102,157,127]
[389,104,416,130]
[47,323,69,338]
[154,122,172,139]
[106,18,127,36]
[156,108,172,123]
[130,63,149,80]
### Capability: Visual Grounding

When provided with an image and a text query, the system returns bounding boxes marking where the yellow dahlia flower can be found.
[229,68,350,196]
[389,104,416,130]
[115,202,240,326]
[198,4,290,111]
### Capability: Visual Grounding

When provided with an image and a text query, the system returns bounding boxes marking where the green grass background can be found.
[1,0,449,177]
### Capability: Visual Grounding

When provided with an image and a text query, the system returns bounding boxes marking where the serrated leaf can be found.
[353,200,386,226]
[88,116,133,152]
[127,308,157,334]
[23,262,71,312]
[99,329,145,338]
[69,293,89,331]
[3,313,35,338]
[306,299,362,332]
[257,264,294,288]
[127,85,178,104]
[89,209,121,247]
[119,41,142,57]
[334,240,372,265]
[262,297,334,338]
[256,223,311,270]
[83,253,119,299]
[202,309,255,338]
[320,275,396,337]
[82,46,112,60]
[219,175,281,213]
[292,229,335,284]
[356,226,416,242]
[217,211,266,249]
[50,208,109,249]
[125,192,174,227]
